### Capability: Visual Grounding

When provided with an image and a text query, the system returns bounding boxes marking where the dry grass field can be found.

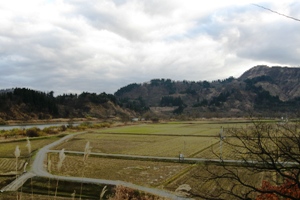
[53,121,251,157]
[53,133,219,157]
[0,120,269,199]
[195,138,243,160]
[0,136,67,198]
[0,136,63,157]
[164,164,272,199]
[49,154,190,187]
[0,158,26,174]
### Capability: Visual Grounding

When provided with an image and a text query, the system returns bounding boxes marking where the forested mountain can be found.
[1,65,300,120]
[0,88,132,120]
[115,65,300,118]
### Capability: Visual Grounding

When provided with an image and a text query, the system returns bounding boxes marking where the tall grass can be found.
[26,137,32,155]
[25,137,34,199]
[14,145,21,200]
[71,190,76,200]
[14,146,20,178]
[47,159,52,199]
[80,141,92,200]
[54,149,66,200]
[100,185,107,200]
[57,149,66,171]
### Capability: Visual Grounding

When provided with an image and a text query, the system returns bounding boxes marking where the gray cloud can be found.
[0,0,299,95]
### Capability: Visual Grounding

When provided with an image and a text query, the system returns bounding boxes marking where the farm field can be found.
[49,154,191,187]
[0,120,272,199]
[53,133,219,157]
[164,164,272,199]
[0,136,68,197]
[53,121,251,158]
[94,121,250,136]
[0,136,63,157]
[0,158,26,174]
[195,138,244,160]
[0,176,14,189]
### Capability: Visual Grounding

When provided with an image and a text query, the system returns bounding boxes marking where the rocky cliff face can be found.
[239,65,271,80]
[239,65,300,101]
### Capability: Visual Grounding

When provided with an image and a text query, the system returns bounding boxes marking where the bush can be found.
[151,118,159,123]
[60,125,67,131]
[0,119,7,125]
[109,185,166,200]
[26,127,42,137]
[93,122,111,128]
[3,128,26,138]
[43,126,58,135]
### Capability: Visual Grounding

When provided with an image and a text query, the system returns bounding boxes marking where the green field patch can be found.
[95,122,241,136]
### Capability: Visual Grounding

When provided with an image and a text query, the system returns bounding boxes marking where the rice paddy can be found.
[0,120,266,199]
[0,136,63,157]
[49,154,189,187]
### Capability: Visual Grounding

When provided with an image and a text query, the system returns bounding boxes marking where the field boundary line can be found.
[89,132,218,137]
[47,150,197,164]
[188,141,219,158]
[159,165,196,187]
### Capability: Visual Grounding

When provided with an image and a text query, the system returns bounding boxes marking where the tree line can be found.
[0,88,119,119]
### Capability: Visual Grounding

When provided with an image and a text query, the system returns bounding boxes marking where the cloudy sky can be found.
[0,0,299,95]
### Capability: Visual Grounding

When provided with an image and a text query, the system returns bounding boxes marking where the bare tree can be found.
[194,120,300,200]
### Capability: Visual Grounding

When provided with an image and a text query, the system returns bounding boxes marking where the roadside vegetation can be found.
[0,121,112,139]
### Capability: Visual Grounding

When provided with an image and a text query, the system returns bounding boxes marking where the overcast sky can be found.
[0,0,299,95]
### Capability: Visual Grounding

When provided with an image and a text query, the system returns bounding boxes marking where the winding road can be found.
[1,132,192,200]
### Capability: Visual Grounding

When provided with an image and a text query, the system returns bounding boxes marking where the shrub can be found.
[43,127,58,135]
[0,119,7,125]
[3,128,26,138]
[26,127,42,137]
[60,125,67,131]
[109,185,168,200]
[93,122,111,128]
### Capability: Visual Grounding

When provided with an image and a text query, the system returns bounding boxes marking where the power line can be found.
[252,3,300,22]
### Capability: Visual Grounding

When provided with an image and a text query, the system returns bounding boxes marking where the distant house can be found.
[132,118,139,122]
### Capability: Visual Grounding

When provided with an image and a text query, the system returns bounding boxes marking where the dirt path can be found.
[0,172,35,192]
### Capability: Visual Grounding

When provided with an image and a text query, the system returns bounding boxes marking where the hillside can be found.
[239,65,300,100]
[0,88,133,121]
[115,65,300,118]
[1,65,300,121]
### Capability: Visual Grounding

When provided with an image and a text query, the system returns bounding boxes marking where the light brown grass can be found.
[48,154,189,187]
[53,133,218,157]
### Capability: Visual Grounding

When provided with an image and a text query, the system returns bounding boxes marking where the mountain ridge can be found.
[115,65,300,118]
[1,65,300,120]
